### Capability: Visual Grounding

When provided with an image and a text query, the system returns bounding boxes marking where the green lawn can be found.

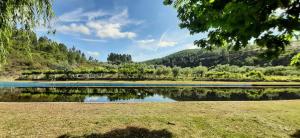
[0,101,300,137]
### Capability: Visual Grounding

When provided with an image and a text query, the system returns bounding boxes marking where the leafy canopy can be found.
[0,0,54,64]
[107,53,133,65]
[164,0,300,58]
[291,53,300,67]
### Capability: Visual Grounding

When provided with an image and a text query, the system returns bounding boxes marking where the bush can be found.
[192,66,208,77]
[172,67,181,78]
[205,71,244,80]
[263,66,287,76]
[211,64,247,73]
[246,70,265,80]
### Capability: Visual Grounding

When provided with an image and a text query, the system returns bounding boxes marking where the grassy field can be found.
[0,101,300,138]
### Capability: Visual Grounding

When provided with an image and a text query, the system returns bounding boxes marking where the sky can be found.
[36,0,205,62]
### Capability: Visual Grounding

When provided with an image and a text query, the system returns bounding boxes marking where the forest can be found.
[144,42,300,67]
[0,30,98,77]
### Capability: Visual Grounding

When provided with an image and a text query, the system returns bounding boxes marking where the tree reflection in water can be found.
[0,87,300,102]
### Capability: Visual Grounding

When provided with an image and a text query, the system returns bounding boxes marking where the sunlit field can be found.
[1,101,300,137]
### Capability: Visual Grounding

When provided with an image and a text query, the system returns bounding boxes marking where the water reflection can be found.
[0,87,300,102]
[84,94,175,103]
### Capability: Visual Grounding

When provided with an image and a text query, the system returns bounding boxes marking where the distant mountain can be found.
[144,42,300,67]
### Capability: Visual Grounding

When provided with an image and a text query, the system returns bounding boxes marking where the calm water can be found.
[1,87,300,102]
[0,81,254,88]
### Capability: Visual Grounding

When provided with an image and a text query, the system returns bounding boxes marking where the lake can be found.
[1,82,300,102]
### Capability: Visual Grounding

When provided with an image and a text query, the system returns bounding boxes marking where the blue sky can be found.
[36,0,205,61]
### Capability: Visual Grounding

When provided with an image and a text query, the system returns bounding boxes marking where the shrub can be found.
[205,71,243,80]
[172,67,181,78]
[246,70,265,80]
[263,66,287,76]
[192,66,208,77]
[211,64,247,73]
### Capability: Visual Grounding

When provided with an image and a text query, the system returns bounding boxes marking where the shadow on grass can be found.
[291,130,300,138]
[57,126,173,138]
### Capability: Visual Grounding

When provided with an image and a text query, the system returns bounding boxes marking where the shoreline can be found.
[2,80,300,85]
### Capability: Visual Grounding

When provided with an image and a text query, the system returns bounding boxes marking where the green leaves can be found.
[291,53,300,67]
[164,0,300,58]
[0,0,54,65]
[163,0,173,5]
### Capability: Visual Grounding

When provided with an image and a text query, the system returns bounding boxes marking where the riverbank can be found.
[2,80,300,88]
[0,101,299,137]
[4,80,300,85]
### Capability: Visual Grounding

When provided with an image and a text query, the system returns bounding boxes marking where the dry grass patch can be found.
[0,101,300,137]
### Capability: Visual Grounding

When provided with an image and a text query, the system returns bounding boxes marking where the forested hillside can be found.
[0,30,97,77]
[2,29,300,79]
[144,42,300,67]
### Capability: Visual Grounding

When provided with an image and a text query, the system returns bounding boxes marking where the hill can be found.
[144,42,300,67]
[0,30,98,78]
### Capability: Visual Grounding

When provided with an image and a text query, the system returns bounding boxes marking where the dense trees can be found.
[107,53,132,64]
[19,63,300,82]
[172,67,181,78]
[164,0,300,58]
[0,0,54,65]
[192,66,208,78]
[0,30,92,76]
[145,45,300,67]
[3,29,300,80]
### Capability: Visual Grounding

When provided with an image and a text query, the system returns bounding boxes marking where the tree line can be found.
[19,63,300,82]
[107,53,132,64]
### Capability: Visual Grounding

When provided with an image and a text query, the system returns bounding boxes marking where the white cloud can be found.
[108,9,143,25]
[86,9,138,39]
[57,23,91,35]
[55,8,139,40]
[58,8,107,22]
[136,39,155,45]
[87,21,136,39]
[157,30,178,47]
[184,43,198,49]
[134,38,177,50]
[158,41,177,47]
[79,38,107,43]
[134,39,157,50]
[86,51,100,57]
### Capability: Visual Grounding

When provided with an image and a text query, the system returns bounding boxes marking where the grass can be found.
[0,101,300,137]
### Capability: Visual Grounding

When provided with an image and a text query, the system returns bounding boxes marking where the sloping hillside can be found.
[144,42,300,67]
[0,30,95,78]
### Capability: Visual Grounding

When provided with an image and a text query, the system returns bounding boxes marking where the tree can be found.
[0,0,54,65]
[155,66,172,78]
[291,53,300,67]
[164,0,300,58]
[192,66,208,78]
[172,66,181,78]
[107,53,133,64]
[182,67,192,78]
